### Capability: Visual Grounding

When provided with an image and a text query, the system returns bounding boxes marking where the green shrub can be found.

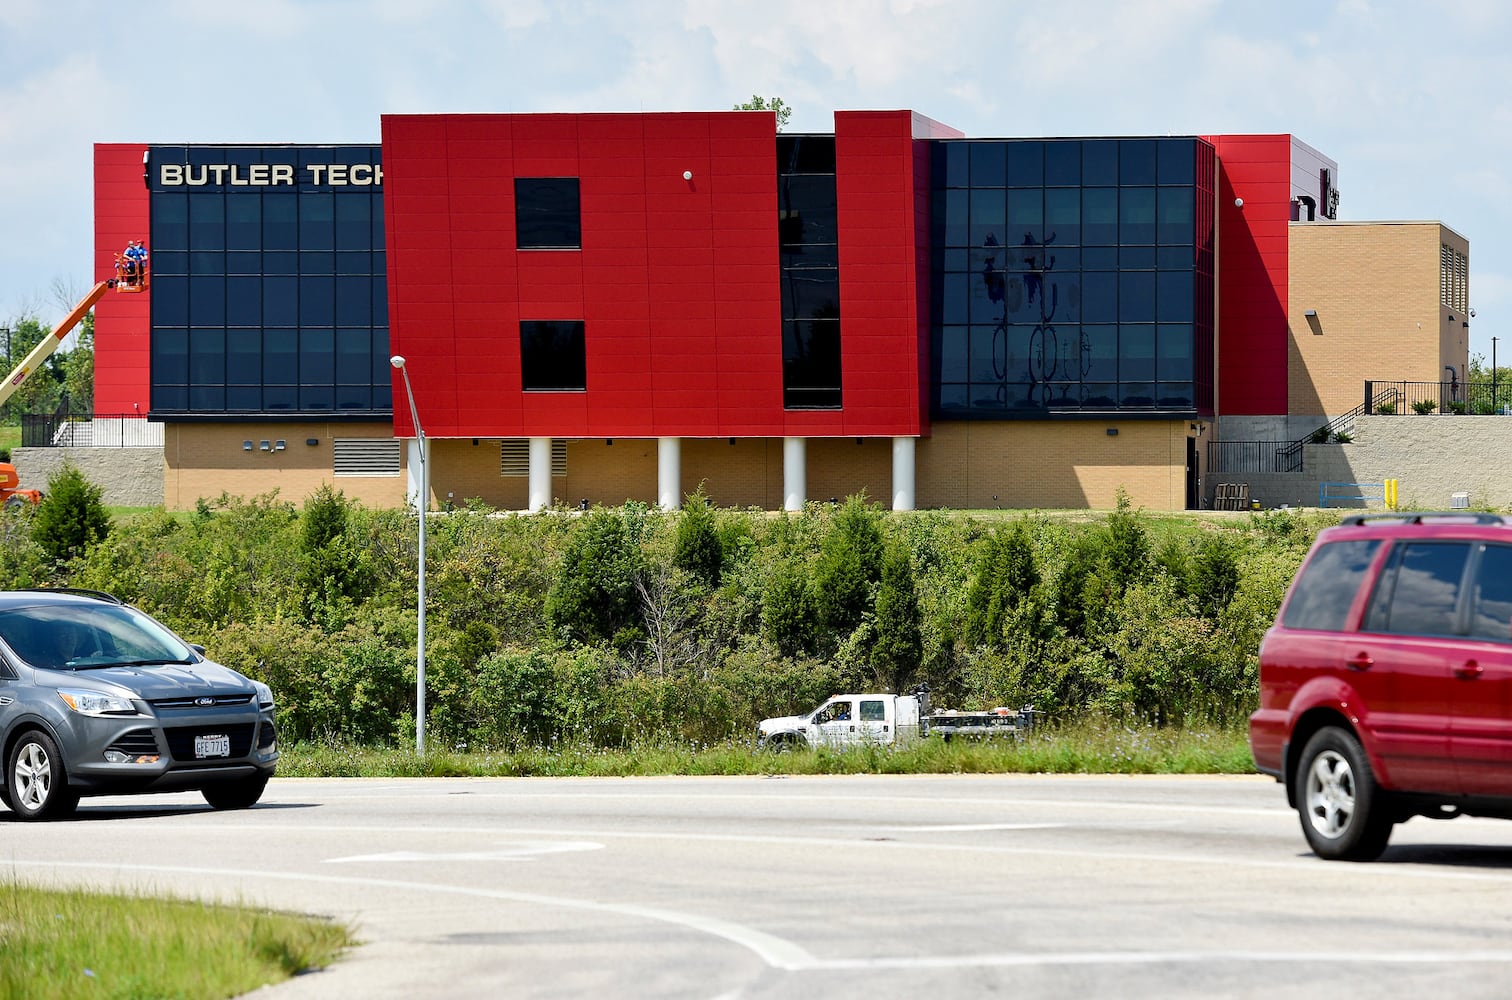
[1374,401,1397,414]
[672,486,723,587]
[811,494,885,641]
[1103,490,1151,596]
[1186,534,1242,620]
[31,494,1321,746]
[0,502,46,586]
[297,485,376,624]
[962,520,1039,648]
[31,464,109,564]
[761,556,818,657]
[1411,398,1437,414]
[545,506,643,645]
[871,544,923,691]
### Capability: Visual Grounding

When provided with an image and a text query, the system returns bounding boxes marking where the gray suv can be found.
[0,589,277,820]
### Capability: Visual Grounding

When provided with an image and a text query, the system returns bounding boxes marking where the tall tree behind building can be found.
[734,95,792,131]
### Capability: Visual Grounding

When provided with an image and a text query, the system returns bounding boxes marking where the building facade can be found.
[90,110,1465,512]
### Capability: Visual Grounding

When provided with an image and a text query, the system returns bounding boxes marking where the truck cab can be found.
[758,691,926,749]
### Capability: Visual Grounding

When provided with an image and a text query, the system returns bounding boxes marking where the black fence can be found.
[1207,439,1301,475]
[20,413,162,448]
[1363,379,1511,416]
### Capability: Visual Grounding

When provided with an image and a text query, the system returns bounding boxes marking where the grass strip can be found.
[277,720,1256,778]
[0,883,353,1000]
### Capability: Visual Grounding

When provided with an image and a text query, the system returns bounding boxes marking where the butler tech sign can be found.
[155,162,382,186]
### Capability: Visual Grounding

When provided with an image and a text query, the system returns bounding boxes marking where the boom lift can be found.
[0,241,149,505]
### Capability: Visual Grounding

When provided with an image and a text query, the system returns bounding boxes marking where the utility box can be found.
[1451,492,1471,510]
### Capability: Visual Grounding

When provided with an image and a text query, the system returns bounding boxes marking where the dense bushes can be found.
[7,477,1338,749]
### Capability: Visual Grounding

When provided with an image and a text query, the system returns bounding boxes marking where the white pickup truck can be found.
[757,686,1034,749]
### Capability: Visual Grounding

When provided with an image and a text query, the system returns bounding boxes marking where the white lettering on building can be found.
[157,161,380,187]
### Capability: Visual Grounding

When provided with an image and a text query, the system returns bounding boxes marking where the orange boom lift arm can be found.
[0,241,148,412]
[0,280,111,411]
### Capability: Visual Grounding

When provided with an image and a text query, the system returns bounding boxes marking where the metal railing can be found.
[1363,379,1509,416]
[1206,440,1301,474]
[21,413,162,449]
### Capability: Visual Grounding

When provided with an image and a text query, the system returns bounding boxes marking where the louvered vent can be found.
[334,438,401,477]
[499,440,566,477]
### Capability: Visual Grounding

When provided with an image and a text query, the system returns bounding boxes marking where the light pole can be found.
[1494,336,1500,415]
[390,355,427,755]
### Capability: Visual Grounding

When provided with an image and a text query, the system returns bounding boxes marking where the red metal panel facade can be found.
[381,112,928,440]
[92,143,151,416]
[1203,134,1293,416]
[834,111,930,437]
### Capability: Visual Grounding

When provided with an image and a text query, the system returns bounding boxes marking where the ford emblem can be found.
[194,697,216,707]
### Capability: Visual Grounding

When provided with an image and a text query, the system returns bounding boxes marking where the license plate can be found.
[195,734,231,759]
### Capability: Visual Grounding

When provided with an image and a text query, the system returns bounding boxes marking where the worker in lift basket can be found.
[122,241,148,285]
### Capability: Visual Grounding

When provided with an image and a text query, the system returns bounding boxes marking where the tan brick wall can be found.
[565,439,659,507]
[916,421,1192,510]
[1289,222,1468,419]
[561,437,891,509]
[428,439,535,510]
[165,423,1195,513]
[164,422,405,510]
[679,439,785,509]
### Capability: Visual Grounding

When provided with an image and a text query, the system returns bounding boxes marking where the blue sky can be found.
[1,0,1508,361]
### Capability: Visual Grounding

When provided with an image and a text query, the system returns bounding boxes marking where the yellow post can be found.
[1385,479,1398,510]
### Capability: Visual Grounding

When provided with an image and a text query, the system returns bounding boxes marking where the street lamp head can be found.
[390,355,406,370]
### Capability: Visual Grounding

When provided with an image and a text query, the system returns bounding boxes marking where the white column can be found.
[658,437,681,511]
[403,439,424,510]
[892,436,916,511]
[783,437,806,512]
[528,437,552,512]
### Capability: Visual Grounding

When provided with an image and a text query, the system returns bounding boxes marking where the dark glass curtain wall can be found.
[930,137,1215,418]
[147,145,391,417]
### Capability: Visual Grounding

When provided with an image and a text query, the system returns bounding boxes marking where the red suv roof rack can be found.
[1338,512,1510,526]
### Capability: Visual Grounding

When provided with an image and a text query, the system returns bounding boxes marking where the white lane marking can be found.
[871,822,1064,833]
[808,949,1512,970]
[327,840,602,863]
[7,860,816,971]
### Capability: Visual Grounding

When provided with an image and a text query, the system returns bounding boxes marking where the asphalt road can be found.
[8,773,1512,999]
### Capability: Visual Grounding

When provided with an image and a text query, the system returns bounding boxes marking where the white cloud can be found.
[0,0,1508,360]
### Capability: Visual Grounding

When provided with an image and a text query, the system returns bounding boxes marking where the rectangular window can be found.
[520,320,587,391]
[778,136,842,409]
[515,178,581,249]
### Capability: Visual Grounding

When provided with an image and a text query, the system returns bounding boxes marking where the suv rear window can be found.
[1281,539,1381,631]
[1363,542,1471,636]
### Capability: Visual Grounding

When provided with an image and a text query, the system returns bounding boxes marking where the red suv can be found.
[1251,512,1512,861]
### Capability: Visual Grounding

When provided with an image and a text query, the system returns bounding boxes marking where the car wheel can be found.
[5,730,80,821]
[202,774,269,810]
[1296,726,1393,861]
[3,496,22,512]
